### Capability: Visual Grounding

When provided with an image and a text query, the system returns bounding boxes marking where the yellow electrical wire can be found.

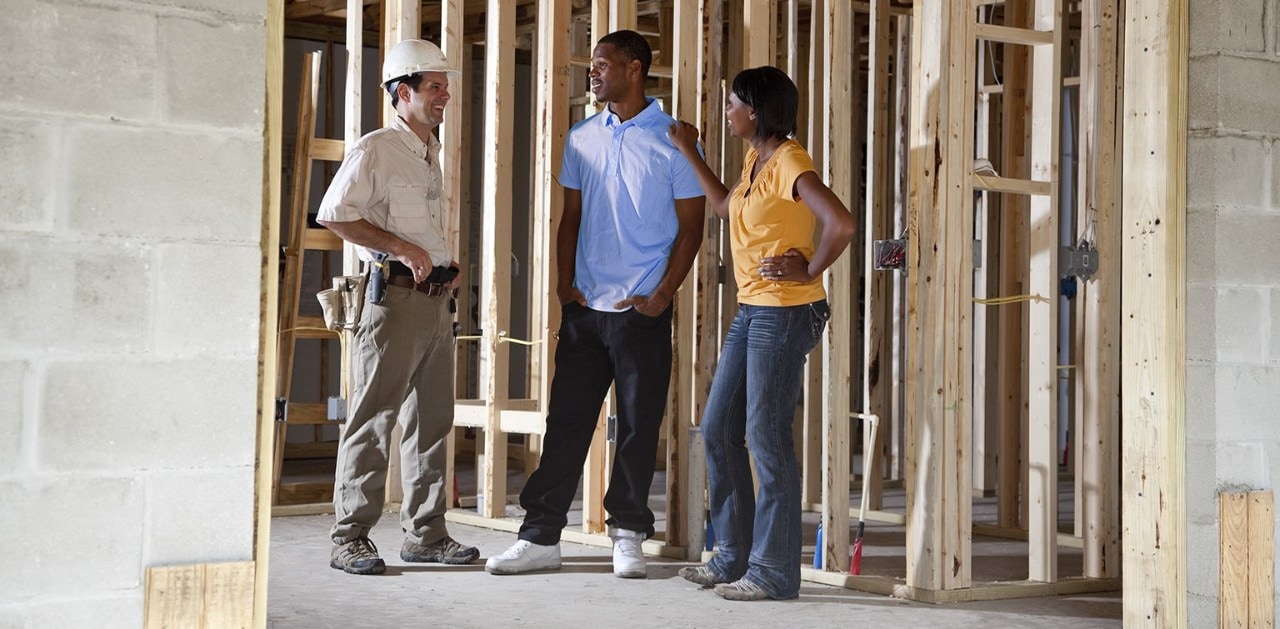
[972,293,1049,306]
[455,331,544,346]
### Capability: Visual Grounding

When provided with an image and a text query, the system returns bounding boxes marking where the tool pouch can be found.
[317,273,367,331]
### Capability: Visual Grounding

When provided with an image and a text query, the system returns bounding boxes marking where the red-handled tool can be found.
[850,412,879,575]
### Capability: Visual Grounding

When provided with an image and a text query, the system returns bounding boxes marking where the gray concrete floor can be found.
[268,510,1122,628]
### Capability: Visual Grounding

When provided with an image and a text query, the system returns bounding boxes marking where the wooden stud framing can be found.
[1076,0,1122,580]
[905,0,973,592]
[800,0,826,509]
[1026,0,1063,584]
[819,0,853,574]
[862,0,890,512]
[254,0,284,624]
[440,0,464,511]
[667,0,702,555]
[479,0,516,520]
[261,0,1149,608]
[997,0,1030,532]
[1120,0,1187,623]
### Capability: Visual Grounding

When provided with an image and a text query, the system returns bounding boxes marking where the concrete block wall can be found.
[0,0,265,626]
[1186,0,1280,624]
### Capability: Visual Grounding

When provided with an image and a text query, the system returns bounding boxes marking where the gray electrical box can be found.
[1061,243,1099,280]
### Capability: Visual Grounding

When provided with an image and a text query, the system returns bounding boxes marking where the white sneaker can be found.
[485,540,561,575]
[610,528,647,579]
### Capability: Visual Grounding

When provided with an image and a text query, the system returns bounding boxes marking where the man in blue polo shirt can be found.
[486,29,705,579]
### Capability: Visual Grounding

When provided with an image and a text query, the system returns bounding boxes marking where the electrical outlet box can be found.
[274,398,287,423]
[327,396,347,421]
[606,414,617,443]
[1061,243,1099,280]
[874,238,907,271]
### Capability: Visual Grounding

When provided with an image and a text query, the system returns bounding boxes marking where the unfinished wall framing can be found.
[264,0,1190,614]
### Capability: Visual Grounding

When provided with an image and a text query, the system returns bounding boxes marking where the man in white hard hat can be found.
[317,39,476,575]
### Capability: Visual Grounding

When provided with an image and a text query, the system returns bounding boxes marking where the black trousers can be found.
[517,302,673,545]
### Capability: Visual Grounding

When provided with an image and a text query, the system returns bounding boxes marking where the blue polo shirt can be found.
[560,98,704,312]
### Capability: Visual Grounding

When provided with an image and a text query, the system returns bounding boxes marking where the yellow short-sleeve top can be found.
[728,139,826,307]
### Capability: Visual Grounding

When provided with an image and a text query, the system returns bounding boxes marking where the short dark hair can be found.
[598,29,652,78]
[387,73,425,108]
[731,66,799,142]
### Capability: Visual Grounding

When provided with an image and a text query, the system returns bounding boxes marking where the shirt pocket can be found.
[388,184,431,236]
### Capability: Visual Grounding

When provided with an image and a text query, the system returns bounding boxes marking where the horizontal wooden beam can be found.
[310,138,345,161]
[303,227,344,250]
[972,174,1053,196]
[974,23,1054,46]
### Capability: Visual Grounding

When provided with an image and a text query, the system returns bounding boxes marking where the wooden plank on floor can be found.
[1248,490,1275,625]
[1220,491,1250,624]
[144,562,254,628]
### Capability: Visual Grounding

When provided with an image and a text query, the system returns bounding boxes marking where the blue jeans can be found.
[702,300,829,599]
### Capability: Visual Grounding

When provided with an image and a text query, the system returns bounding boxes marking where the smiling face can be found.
[724,91,755,140]
[588,43,635,104]
[399,71,450,129]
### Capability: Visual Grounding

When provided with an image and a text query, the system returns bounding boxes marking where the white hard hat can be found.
[381,39,459,88]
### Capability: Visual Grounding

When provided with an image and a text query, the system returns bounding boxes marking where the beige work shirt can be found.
[317,116,452,266]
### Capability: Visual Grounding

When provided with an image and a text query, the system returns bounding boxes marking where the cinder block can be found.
[1186,439,1217,520]
[0,116,57,231]
[1187,593,1217,629]
[0,362,26,475]
[1214,364,1280,441]
[0,477,144,599]
[0,1,157,120]
[1186,284,1215,363]
[1218,56,1280,136]
[160,17,264,129]
[154,243,261,357]
[1189,0,1266,54]
[1272,288,1280,363]
[39,359,257,471]
[1186,362,1216,440]
[1186,206,1218,285]
[1273,138,1279,211]
[0,240,149,354]
[10,595,142,628]
[1216,441,1272,490]
[1215,212,1280,284]
[1187,56,1220,131]
[147,468,254,564]
[1186,522,1219,597]
[1216,287,1266,363]
[1187,135,1267,209]
[130,0,265,20]
[66,124,262,243]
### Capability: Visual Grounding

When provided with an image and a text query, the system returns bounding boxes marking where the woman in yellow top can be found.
[670,66,855,601]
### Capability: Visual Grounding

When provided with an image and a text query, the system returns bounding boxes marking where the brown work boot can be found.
[401,536,480,565]
[330,537,386,575]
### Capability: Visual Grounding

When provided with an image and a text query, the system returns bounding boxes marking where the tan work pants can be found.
[331,285,455,546]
